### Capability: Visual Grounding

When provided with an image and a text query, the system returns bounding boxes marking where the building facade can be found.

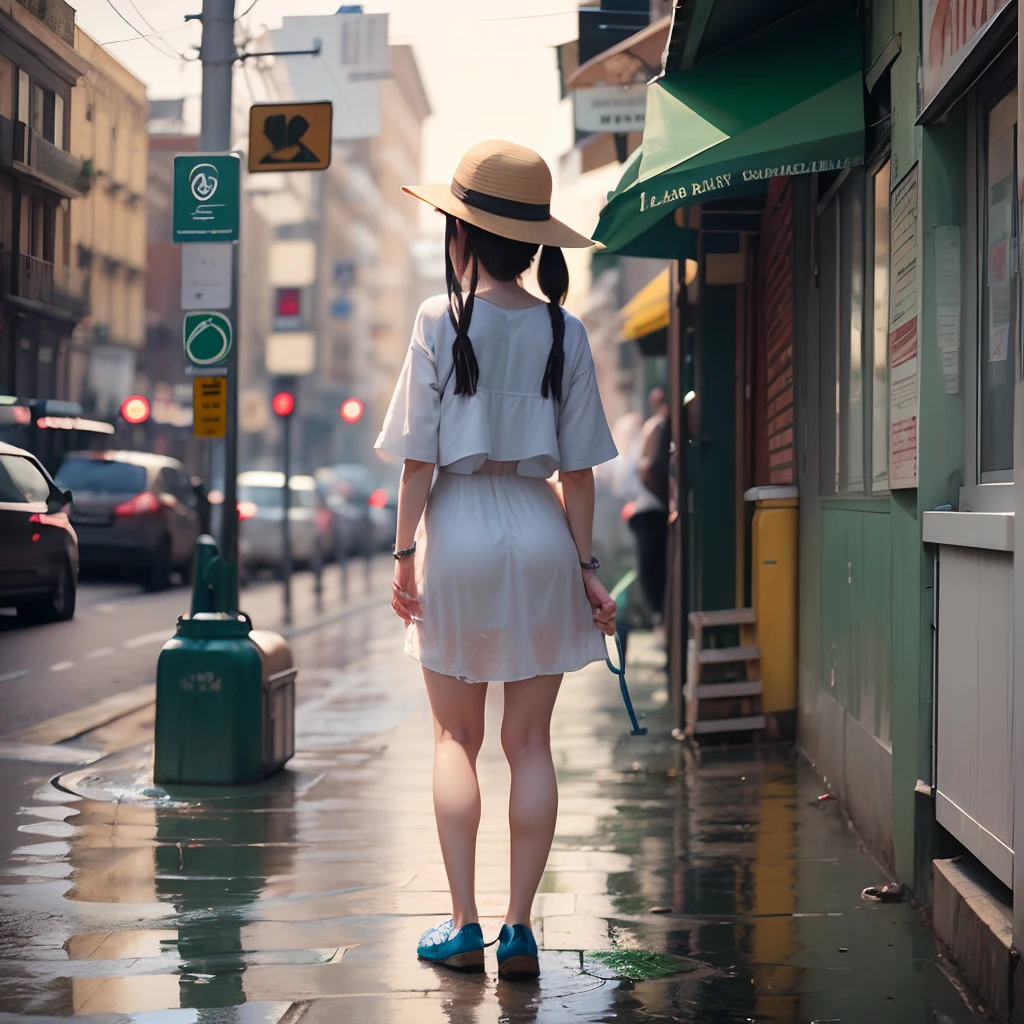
[0,0,90,406]
[70,27,147,422]
[365,44,431,441]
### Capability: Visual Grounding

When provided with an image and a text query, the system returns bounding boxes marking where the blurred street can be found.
[0,560,387,738]
[0,619,985,1023]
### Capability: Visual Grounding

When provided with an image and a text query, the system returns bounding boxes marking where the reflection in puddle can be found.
[0,628,987,1022]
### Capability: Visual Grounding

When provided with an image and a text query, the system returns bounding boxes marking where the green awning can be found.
[593,0,864,257]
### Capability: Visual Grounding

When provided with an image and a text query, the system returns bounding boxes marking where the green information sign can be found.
[173,154,240,243]
[184,311,233,366]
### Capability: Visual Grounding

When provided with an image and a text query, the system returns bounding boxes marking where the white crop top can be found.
[375,293,618,477]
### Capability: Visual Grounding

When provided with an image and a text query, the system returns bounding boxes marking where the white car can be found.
[237,471,328,575]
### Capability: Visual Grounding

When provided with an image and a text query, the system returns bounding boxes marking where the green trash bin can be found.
[155,612,296,785]
[154,535,295,786]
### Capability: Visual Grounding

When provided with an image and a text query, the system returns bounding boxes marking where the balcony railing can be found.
[0,252,89,319]
[1,117,90,198]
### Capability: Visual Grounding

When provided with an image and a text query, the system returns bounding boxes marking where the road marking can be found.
[49,662,75,673]
[123,629,172,650]
[4,683,156,746]
[84,647,116,660]
[0,669,29,684]
[0,741,103,766]
[94,602,120,613]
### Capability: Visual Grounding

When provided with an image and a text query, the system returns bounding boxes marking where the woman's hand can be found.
[583,571,616,636]
[391,558,421,624]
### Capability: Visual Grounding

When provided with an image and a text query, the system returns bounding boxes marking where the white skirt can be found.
[405,468,607,683]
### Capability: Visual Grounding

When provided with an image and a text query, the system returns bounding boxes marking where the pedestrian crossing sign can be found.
[248,102,333,173]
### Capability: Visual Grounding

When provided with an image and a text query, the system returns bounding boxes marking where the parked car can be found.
[368,487,398,552]
[0,442,78,623]
[238,471,331,575]
[315,464,375,557]
[54,451,203,591]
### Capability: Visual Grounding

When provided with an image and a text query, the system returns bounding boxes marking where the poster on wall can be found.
[922,0,1012,111]
[889,163,920,489]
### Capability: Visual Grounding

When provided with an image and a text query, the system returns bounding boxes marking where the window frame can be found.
[865,153,892,495]
[817,149,892,500]
[962,61,1017,511]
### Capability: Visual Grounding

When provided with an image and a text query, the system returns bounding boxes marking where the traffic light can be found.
[276,288,300,318]
[272,391,295,418]
[120,395,151,424]
[340,397,363,423]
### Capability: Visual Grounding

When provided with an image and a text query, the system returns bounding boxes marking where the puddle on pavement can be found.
[0,628,988,1022]
[585,948,700,980]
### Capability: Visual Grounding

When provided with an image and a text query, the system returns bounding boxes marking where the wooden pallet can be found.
[684,608,765,737]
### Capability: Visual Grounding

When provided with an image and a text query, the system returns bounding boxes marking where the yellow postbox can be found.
[744,486,798,716]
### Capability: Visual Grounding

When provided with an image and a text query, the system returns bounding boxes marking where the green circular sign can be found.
[183,312,232,366]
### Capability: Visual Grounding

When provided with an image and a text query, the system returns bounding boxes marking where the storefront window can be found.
[870,160,891,492]
[840,175,865,492]
[980,87,1016,480]
[819,158,891,497]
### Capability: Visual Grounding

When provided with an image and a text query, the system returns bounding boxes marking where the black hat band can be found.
[450,178,550,222]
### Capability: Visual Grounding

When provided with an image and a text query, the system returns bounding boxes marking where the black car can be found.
[0,441,78,623]
[55,451,204,591]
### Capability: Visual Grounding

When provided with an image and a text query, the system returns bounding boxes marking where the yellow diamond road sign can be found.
[248,102,333,173]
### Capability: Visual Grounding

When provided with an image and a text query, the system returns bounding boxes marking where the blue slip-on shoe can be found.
[496,922,539,980]
[417,919,485,972]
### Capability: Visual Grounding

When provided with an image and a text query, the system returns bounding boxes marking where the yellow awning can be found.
[620,267,670,340]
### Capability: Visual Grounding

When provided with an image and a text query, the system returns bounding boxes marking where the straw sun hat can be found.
[403,140,594,249]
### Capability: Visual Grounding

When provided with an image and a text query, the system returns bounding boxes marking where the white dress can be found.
[375,294,618,683]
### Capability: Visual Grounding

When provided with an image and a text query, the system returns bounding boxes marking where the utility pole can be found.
[281,410,293,625]
[198,0,241,594]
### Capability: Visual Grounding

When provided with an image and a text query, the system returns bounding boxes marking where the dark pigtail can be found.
[537,245,569,402]
[444,215,480,396]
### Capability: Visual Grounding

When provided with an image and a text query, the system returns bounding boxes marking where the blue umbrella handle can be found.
[606,632,648,736]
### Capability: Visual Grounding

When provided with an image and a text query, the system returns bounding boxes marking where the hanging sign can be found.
[574,83,647,134]
[193,377,227,438]
[172,154,240,243]
[183,311,233,367]
[181,243,232,310]
[888,163,920,489]
[248,102,333,172]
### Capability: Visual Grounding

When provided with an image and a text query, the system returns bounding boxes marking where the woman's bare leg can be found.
[501,674,562,926]
[423,667,488,931]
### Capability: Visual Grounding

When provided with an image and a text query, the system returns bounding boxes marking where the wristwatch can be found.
[580,556,600,572]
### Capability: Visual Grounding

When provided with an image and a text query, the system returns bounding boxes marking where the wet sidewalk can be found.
[0,612,983,1023]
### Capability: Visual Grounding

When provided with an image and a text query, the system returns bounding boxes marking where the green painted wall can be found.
[820,505,894,744]
[857,0,966,894]
[691,284,737,612]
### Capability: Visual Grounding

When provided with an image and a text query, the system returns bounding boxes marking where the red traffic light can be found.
[120,395,150,424]
[276,288,300,318]
[272,391,295,418]
[340,397,363,423]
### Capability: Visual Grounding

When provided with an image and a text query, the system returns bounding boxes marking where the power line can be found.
[103,0,196,61]
[101,24,191,45]
[125,0,159,35]
[236,0,261,22]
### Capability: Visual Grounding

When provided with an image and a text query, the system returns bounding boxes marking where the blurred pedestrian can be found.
[376,141,618,981]
[629,387,670,632]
